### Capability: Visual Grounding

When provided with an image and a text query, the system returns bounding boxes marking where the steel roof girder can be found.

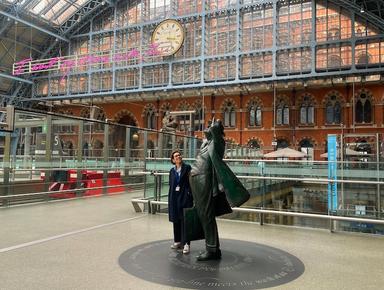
[0,72,33,85]
[0,35,43,54]
[60,0,105,34]
[0,10,69,42]
[331,0,384,32]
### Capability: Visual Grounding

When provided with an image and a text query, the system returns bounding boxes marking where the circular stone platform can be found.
[119,239,304,289]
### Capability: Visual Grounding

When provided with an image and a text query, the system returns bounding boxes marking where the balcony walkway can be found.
[0,192,383,290]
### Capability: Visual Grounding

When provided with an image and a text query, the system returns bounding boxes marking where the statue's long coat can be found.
[187,121,250,243]
[208,141,250,209]
[190,123,250,214]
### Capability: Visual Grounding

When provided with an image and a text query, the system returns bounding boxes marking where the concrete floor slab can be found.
[0,193,383,290]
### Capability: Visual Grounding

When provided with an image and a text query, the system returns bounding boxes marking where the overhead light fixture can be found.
[360,6,365,13]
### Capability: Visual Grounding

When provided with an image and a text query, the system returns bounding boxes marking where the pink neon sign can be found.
[12,43,162,77]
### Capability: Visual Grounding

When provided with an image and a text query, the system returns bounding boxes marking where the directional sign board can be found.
[327,134,338,212]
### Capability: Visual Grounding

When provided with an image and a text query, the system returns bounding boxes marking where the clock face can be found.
[151,19,184,56]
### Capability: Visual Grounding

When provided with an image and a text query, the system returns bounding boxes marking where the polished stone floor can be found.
[0,193,383,290]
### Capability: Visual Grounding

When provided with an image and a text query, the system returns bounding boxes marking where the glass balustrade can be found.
[1,108,383,235]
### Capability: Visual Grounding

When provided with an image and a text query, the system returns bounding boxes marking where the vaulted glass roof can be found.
[4,0,90,25]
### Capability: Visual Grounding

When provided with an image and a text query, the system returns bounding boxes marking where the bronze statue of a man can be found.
[188,119,250,261]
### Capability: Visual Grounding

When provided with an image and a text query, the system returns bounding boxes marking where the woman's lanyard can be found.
[175,167,181,192]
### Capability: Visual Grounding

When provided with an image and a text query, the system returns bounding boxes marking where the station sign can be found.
[327,134,338,212]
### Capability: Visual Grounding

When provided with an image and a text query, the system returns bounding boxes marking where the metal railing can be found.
[136,169,384,234]
[147,199,384,230]
[0,179,144,207]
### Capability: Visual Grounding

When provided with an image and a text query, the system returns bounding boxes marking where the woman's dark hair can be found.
[170,150,180,164]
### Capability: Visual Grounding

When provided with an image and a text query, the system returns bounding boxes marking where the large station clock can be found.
[151,19,184,56]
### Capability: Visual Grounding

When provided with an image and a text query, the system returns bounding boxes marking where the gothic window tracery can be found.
[325,94,342,125]
[276,98,289,125]
[222,100,236,128]
[247,99,262,127]
[299,95,315,125]
[355,91,372,124]
[143,105,156,129]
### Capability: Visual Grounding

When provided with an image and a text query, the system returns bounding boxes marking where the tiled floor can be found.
[0,192,383,290]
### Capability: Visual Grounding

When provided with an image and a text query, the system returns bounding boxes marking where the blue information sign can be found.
[327,135,338,212]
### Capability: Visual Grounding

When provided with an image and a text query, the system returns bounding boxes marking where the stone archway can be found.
[276,137,289,149]
[112,110,139,157]
[113,110,138,126]
[298,137,315,160]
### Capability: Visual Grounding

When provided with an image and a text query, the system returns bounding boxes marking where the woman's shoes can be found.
[171,242,190,254]
[182,244,190,254]
[171,242,182,249]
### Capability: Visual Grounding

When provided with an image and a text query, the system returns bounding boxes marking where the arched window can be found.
[299,138,314,159]
[248,100,262,127]
[355,92,372,123]
[143,105,156,129]
[276,99,289,125]
[194,104,204,132]
[112,111,138,156]
[325,94,342,124]
[247,139,260,149]
[93,108,106,132]
[223,101,236,128]
[146,110,156,129]
[299,139,313,148]
[276,138,289,149]
[299,95,314,125]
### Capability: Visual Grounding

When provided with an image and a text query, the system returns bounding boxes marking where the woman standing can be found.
[168,150,193,254]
